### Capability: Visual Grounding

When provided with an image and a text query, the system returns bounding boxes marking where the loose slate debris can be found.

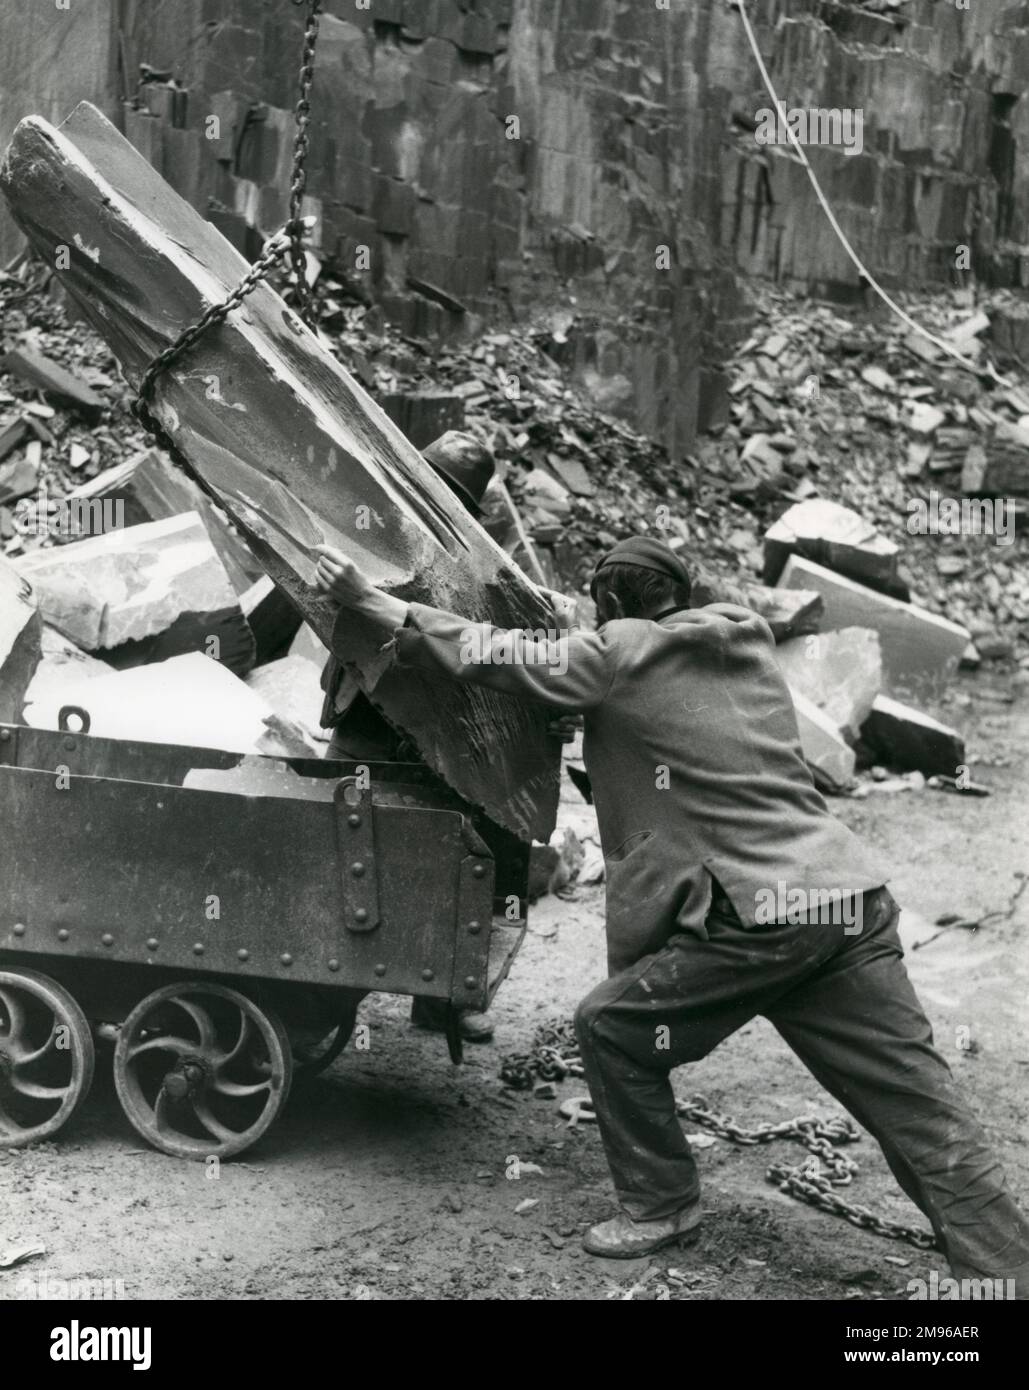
[183,756,336,801]
[0,555,42,721]
[13,512,256,676]
[778,555,969,700]
[1,346,106,421]
[245,654,326,750]
[764,498,900,595]
[0,451,38,507]
[861,696,965,778]
[788,686,856,793]
[0,417,32,464]
[67,448,263,594]
[380,390,466,448]
[0,102,560,843]
[20,624,111,715]
[775,628,882,744]
[22,650,317,757]
[240,574,303,664]
[739,583,824,641]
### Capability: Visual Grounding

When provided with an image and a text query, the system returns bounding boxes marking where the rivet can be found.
[472,864,486,878]
[464,976,477,990]
[12,922,26,937]
[63,737,76,752]
[0,729,10,741]
[421,968,434,982]
[146,938,158,951]
[348,814,361,828]
[354,908,368,924]
[467,920,481,934]
[374,963,386,976]
[193,942,204,956]
[280,952,293,967]
[327,958,340,972]
[57,928,69,942]
[351,861,365,877]
[101,933,114,947]
[237,948,249,962]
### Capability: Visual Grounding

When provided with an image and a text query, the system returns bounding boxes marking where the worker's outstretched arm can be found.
[315,547,613,712]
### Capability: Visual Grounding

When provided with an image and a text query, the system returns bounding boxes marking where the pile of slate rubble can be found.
[2,259,1027,861]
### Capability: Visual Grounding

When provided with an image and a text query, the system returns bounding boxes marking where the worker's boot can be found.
[410,997,494,1042]
[456,1010,494,1042]
[583,1201,702,1258]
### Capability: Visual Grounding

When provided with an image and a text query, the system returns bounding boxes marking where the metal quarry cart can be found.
[0,712,530,1159]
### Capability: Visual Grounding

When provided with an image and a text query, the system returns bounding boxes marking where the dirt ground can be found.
[2,673,1027,1302]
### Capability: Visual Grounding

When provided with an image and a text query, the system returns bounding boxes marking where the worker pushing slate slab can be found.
[0,101,560,842]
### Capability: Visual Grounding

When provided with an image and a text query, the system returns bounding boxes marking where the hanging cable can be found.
[730,0,1010,387]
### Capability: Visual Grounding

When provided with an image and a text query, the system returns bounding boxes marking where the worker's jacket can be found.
[391,602,887,975]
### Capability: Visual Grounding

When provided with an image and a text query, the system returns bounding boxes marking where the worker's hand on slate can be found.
[314,546,408,628]
[540,587,578,629]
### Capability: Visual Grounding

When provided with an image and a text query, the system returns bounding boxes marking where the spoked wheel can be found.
[113,983,292,1159]
[0,969,95,1148]
[290,995,361,1079]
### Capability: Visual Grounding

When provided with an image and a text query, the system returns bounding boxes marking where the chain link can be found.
[678,1095,939,1251]
[499,1019,583,1089]
[133,0,322,431]
[500,1022,939,1253]
[285,0,323,323]
[133,231,292,433]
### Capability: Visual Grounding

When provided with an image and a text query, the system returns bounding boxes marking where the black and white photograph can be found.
[0,0,1027,1351]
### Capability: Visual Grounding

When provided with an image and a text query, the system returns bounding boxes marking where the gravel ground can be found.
[1,677,1026,1302]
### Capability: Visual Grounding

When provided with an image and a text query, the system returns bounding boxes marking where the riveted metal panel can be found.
[333,777,380,933]
[0,764,464,997]
[450,853,496,1012]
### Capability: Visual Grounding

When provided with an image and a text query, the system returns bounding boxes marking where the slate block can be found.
[779,555,969,700]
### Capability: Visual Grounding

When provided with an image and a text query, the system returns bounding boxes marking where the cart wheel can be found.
[0,968,95,1148]
[113,983,292,1160]
[292,999,360,1079]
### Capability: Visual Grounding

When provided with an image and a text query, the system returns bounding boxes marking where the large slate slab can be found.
[0,102,560,841]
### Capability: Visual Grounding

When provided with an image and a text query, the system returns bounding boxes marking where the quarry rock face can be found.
[4,1,1026,453]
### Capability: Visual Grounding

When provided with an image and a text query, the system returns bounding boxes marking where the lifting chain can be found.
[677,1096,939,1252]
[500,1020,939,1253]
[285,0,323,323]
[133,229,292,436]
[499,1019,583,1090]
[133,0,322,435]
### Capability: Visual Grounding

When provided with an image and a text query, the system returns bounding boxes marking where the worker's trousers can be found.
[575,886,1029,1291]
